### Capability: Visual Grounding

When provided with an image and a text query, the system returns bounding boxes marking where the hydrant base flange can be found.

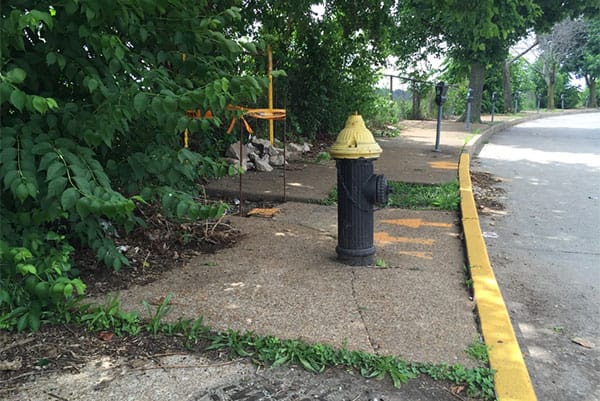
[336,245,375,266]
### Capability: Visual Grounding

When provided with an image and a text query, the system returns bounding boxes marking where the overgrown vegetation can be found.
[466,338,491,365]
[0,1,257,331]
[320,181,460,210]
[387,180,461,210]
[33,294,495,400]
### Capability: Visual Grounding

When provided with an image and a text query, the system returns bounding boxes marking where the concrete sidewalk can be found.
[10,112,560,401]
[204,119,489,203]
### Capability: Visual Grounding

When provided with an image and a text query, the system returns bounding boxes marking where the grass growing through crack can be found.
[66,294,496,400]
[320,180,460,211]
[387,180,460,210]
[466,338,491,365]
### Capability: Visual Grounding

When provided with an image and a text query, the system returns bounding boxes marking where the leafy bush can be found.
[0,1,263,331]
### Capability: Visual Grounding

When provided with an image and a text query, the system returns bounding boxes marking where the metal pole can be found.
[561,94,565,109]
[434,103,442,152]
[537,94,541,112]
[239,123,243,216]
[465,88,472,131]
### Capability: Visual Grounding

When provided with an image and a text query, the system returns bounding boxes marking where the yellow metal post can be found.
[268,44,274,144]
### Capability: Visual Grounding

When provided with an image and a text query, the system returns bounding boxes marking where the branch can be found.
[509,39,539,64]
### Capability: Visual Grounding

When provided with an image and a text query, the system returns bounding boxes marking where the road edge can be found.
[464,109,599,157]
[459,153,537,401]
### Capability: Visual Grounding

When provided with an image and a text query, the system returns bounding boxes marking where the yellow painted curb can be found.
[459,153,538,401]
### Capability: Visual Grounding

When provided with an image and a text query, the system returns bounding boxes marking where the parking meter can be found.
[465,88,473,130]
[561,93,565,109]
[537,93,542,112]
[513,91,519,113]
[435,81,448,106]
[434,82,448,152]
[491,92,497,122]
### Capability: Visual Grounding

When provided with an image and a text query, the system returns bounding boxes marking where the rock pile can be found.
[225,137,311,172]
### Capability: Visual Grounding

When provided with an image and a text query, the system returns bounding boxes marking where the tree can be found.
[501,0,600,111]
[241,0,398,137]
[0,0,263,330]
[534,18,586,109]
[567,17,600,107]
[408,0,540,123]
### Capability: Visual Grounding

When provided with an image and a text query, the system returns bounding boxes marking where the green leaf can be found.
[46,98,59,109]
[46,52,57,65]
[9,89,26,111]
[26,181,38,199]
[63,283,74,298]
[46,161,66,181]
[15,182,29,202]
[32,96,49,114]
[133,93,148,113]
[176,200,188,218]
[61,187,80,210]
[163,96,178,113]
[17,263,37,275]
[47,177,68,197]
[6,68,27,84]
[87,78,98,93]
[31,141,53,155]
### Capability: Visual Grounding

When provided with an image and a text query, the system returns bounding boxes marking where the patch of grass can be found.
[320,186,338,206]
[49,292,497,400]
[466,338,491,365]
[375,258,387,268]
[315,151,332,162]
[387,180,460,210]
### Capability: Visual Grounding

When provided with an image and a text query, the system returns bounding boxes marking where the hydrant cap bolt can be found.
[329,114,382,159]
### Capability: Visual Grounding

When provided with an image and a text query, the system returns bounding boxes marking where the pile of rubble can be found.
[225,137,311,172]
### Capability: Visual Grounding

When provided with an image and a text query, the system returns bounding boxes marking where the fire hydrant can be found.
[329,114,390,266]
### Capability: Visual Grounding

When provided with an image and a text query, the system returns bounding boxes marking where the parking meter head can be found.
[467,88,473,102]
[435,81,448,106]
[492,92,497,102]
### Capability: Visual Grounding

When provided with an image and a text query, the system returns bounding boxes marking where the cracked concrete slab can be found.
[109,203,479,366]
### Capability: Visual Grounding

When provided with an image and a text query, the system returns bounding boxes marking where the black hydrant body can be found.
[330,115,389,266]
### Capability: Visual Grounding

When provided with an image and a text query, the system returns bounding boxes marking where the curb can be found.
[459,153,537,401]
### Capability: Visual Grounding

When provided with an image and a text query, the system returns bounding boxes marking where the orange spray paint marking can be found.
[374,232,434,246]
[398,251,433,260]
[428,161,458,170]
[380,218,452,229]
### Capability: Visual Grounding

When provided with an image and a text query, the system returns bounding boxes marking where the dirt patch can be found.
[470,171,506,215]
[77,204,245,297]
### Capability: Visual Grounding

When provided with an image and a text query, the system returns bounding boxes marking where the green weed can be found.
[466,338,491,364]
[320,186,338,206]
[315,151,332,163]
[387,180,460,210]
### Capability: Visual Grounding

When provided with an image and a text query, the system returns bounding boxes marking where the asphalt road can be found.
[475,112,600,401]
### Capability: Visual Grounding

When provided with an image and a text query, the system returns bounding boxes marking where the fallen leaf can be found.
[450,384,465,395]
[571,337,595,349]
[247,208,280,217]
[98,331,114,342]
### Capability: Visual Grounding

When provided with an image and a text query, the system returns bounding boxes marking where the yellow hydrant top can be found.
[329,114,382,159]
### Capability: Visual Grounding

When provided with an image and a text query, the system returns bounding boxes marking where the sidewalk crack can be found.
[350,269,378,354]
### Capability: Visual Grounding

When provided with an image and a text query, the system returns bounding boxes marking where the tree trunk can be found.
[547,64,556,109]
[502,61,513,112]
[459,62,485,123]
[411,82,422,120]
[589,77,597,108]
